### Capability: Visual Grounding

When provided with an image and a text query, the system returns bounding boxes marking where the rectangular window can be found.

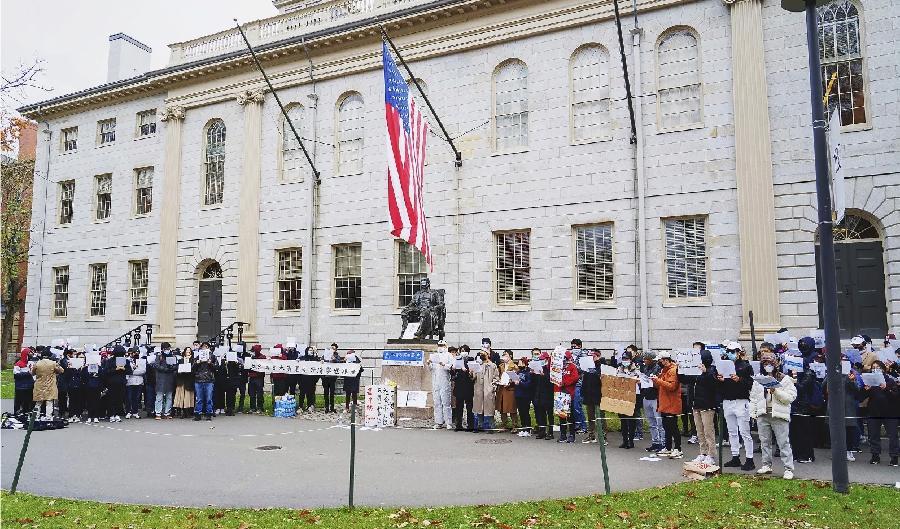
[277,248,303,311]
[397,240,427,308]
[98,118,116,144]
[129,260,149,316]
[136,110,157,136]
[61,127,78,152]
[95,174,112,220]
[89,263,107,317]
[58,180,75,224]
[52,266,69,318]
[664,217,707,299]
[495,230,531,304]
[575,224,614,302]
[134,167,153,215]
[333,244,362,310]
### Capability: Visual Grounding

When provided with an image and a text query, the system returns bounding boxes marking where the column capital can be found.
[722,0,759,7]
[235,88,266,106]
[159,105,186,122]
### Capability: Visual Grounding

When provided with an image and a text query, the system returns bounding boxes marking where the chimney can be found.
[107,33,152,82]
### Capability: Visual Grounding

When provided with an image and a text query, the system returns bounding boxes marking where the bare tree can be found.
[1,58,52,103]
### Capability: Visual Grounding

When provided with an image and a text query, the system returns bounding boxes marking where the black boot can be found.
[741,457,756,471]
[723,456,742,468]
[238,394,245,413]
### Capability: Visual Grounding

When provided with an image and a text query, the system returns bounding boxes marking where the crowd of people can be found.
[11,341,362,423]
[10,331,899,480]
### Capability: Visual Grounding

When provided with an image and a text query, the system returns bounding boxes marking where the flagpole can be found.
[380,27,462,168]
[234,20,321,180]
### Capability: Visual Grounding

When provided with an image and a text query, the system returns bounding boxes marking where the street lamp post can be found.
[780,0,849,494]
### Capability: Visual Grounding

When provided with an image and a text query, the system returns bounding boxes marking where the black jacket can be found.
[192,358,217,383]
[581,370,601,406]
[718,359,753,401]
[452,360,475,399]
[532,367,554,407]
[101,356,132,386]
[692,366,719,410]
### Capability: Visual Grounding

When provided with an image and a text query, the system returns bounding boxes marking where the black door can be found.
[816,241,888,339]
[197,280,222,341]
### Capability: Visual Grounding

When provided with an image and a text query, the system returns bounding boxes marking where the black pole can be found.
[349,401,357,508]
[802,0,848,494]
[10,411,36,494]
[749,311,758,359]
[380,28,463,167]
[612,0,637,144]
[234,20,321,181]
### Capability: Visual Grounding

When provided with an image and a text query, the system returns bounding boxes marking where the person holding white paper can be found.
[617,351,642,449]
[717,343,755,471]
[513,356,534,437]
[321,343,341,413]
[192,346,216,421]
[451,346,476,431]
[125,348,146,419]
[580,349,602,444]
[639,351,664,453]
[860,360,898,466]
[151,343,178,419]
[495,350,519,432]
[689,350,719,466]
[531,350,555,440]
[343,350,363,413]
[247,344,267,414]
[173,348,196,419]
[62,350,85,422]
[101,346,131,423]
[222,349,244,416]
[427,341,454,430]
[750,351,797,480]
[472,350,498,432]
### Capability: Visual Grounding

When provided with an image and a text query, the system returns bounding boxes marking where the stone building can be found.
[18,0,898,360]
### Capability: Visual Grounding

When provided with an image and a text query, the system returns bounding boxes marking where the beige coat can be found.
[32,359,63,401]
[472,361,498,416]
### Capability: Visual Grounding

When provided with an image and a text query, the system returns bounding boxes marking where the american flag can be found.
[382,41,432,271]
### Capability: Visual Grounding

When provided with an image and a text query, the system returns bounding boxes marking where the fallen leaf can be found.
[638,512,650,519]
[208,512,225,520]
[238,523,251,529]
[564,503,577,512]
[750,500,764,509]
[595,523,604,529]
[522,517,540,527]
[141,508,152,514]
[15,519,34,524]
[42,510,65,517]
[729,481,742,488]
[617,511,630,520]
[787,493,807,501]
[497,524,513,529]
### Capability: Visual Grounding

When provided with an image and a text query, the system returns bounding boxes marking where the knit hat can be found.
[251,344,262,353]
[113,345,127,356]
[642,350,657,360]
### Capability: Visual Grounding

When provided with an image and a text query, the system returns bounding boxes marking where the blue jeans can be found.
[144,383,156,412]
[126,385,143,414]
[155,391,173,417]
[475,414,494,431]
[194,382,214,416]
[572,385,586,431]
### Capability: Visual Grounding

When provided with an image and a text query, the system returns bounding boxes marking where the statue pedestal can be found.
[382,339,438,421]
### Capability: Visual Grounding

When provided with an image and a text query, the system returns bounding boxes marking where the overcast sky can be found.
[2,1,277,110]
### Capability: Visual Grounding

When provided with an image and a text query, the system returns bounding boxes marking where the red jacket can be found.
[554,363,580,396]
[653,363,682,414]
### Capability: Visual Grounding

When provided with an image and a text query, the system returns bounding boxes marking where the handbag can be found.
[553,391,571,418]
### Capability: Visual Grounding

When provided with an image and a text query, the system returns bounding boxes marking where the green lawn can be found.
[3,476,894,529]
[1,368,13,399]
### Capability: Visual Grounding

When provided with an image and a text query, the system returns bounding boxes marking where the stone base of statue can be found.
[381,339,439,421]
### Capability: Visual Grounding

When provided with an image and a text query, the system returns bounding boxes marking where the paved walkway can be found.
[1,402,897,508]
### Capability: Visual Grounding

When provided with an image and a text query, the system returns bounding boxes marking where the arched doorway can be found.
[815,214,888,339]
[197,261,223,341]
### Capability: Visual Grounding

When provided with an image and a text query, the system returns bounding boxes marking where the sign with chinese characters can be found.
[382,349,424,366]
[242,359,361,377]
[364,384,396,428]
[549,345,566,386]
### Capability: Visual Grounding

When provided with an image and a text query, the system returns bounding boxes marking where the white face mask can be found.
[438,347,448,354]
[622,361,631,368]
[763,364,774,374]
[872,368,882,374]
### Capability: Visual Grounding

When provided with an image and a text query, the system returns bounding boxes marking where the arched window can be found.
[493,60,528,152]
[818,213,880,242]
[336,92,364,175]
[657,28,702,131]
[280,104,307,182]
[570,45,611,143]
[204,119,226,205]
[817,1,867,126]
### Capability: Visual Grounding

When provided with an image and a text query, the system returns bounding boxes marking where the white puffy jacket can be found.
[749,374,796,422]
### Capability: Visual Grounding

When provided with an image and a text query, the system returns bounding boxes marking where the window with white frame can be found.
[277,248,303,311]
[137,110,157,136]
[495,230,531,304]
[52,266,69,318]
[58,180,75,224]
[95,174,112,220]
[817,1,867,126]
[397,240,427,308]
[664,217,707,299]
[333,243,362,310]
[570,45,611,142]
[337,93,364,175]
[61,127,78,152]
[97,118,116,144]
[204,119,226,205]
[134,167,153,215]
[280,104,307,182]
[129,260,149,316]
[657,28,702,130]
[494,60,529,151]
[575,224,614,302]
[89,263,107,317]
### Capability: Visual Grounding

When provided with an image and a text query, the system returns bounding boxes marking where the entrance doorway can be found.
[197,262,223,341]
[815,214,888,339]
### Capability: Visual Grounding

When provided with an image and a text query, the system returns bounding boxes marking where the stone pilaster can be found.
[235,89,265,342]
[155,105,186,344]
[725,0,782,338]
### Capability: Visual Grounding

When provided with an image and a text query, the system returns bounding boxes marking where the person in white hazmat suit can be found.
[429,340,453,429]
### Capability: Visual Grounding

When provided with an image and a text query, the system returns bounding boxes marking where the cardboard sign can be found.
[382,349,424,366]
[549,345,566,386]
[397,390,428,408]
[600,374,637,416]
[364,384,396,428]
[676,350,703,376]
[242,359,361,376]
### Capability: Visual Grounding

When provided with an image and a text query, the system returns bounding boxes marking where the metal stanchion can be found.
[348,402,357,509]
[10,411,37,494]
[597,413,611,495]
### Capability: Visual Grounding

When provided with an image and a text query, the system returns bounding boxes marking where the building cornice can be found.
[18,0,689,120]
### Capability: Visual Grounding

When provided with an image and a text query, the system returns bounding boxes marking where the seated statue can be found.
[399,278,446,341]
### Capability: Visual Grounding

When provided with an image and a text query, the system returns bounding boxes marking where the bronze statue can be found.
[399,278,446,340]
